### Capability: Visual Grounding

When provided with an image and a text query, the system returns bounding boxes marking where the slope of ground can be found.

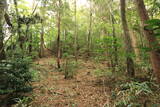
[29,56,110,107]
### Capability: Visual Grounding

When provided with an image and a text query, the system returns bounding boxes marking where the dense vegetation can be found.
[0,0,160,106]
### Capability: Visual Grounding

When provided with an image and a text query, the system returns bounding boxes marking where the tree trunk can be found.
[120,0,135,77]
[135,0,160,82]
[57,0,62,69]
[130,30,140,62]
[40,20,45,58]
[14,0,23,49]
[87,1,92,57]
[74,0,78,61]
[26,24,32,55]
[111,14,118,69]
[29,33,32,55]
[0,22,6,61]
[0,0,6,60]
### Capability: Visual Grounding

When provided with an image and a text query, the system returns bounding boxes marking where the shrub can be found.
[0,57,33,95]
[113,81,154,107]
[63,60,78,79]
[62,53,78,79]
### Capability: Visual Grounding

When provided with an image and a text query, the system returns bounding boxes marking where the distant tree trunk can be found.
[26,24,31,54]
[57,0,62,68]
[87,1,92,57]
[40,20,45,58]
[130,30,140,62]
[0,0,6,60]
[29,33,32,55]
[0,27,5,61]
[14,0,23,49]
[62,29,66,53]
[135,0,160,82]
[111,14,118,69]
[74,0,78,61]
[64,30,67,42]
[120,0,135,77]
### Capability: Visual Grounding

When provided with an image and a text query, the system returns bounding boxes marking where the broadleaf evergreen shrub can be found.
[0,57,33,95]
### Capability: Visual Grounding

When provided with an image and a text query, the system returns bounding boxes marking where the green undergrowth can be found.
[92,66,160,107]
[62,59,79,79]
[99,70,160,107]
[0,56,38,106]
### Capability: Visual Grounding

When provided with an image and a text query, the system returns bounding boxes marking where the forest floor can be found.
[29,56,111,107]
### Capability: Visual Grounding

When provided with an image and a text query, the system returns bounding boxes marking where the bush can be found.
[0,57,33,95]
[113,81,156,107]
[63,60,78,79]
[62,54,78,79]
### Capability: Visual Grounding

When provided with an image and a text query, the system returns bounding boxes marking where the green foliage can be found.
[145,19,160,38]
[64,60,78,79]
[94,68,113,77]
[13,96,32,107]
[62,54,78,79]
[0,57,34,95]
[114,81,153,107]
[2,0,160,106]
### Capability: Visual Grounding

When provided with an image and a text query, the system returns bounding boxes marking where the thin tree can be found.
[14,0,23,49]
[57,0,62,68]
[130,30,140,62]
[39,1,46,57]
[120,0,135,77]
[109,3,118,69]
[39,19,45,57]
[29,33,32,54]
[0,0,7,60]
[135,0,160,82]
[28,2,39,55]
[110,14,118,71]
[87,0,92,57]
[74,0,78,61]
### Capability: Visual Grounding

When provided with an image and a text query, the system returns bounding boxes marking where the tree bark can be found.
[120,0,135,77]
[74,0,78,61]
[0,0,7,60]
[135,0,160,82]
[39,20,45,58]
[87,0,92,57]
[14,0,23,49]
[25,24,31,54]
[130,30,140,62]
[57,0,62,68]
[29,33,32,55]
[111,14,118,69]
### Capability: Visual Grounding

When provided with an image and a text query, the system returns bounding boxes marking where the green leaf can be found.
[146,19,160,26]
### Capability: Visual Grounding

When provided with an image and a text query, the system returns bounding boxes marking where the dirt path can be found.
[30,56,110,107]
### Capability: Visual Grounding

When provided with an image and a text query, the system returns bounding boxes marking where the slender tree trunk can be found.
[57,0,61,68]
[62,29,66,53]
[14,0,23,49]
[74,0,78,61]
[29,33,32,54]
[64,30,66,41]
[120,0,135,77]
[26,24,31,54]
[130,30,140,62]
[111,14,118,69]
[87,1,92,57]
[108,1,118,69]
[0,22,5,61]
[0,0,6,60]
[135,0,160,82]
[40,20,45,58]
